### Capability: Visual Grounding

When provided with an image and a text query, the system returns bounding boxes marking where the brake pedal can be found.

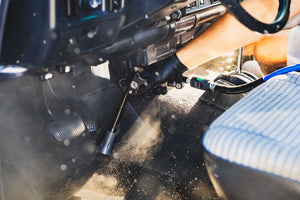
[46,112,85,143]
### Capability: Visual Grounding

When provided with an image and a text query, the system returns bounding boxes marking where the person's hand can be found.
[139,55,188,94]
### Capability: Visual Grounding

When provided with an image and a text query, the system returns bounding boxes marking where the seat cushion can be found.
[203,72,300,183]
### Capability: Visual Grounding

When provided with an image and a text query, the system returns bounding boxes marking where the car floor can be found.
[73,52,245,200]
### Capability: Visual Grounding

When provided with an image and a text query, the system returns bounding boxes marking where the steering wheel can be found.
[220,0,291,34]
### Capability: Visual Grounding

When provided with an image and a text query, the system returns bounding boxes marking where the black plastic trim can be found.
[0,0,9,59]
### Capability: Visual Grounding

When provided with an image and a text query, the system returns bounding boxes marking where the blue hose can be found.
[263,64,300,81]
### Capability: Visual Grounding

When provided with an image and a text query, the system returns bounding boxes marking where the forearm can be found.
[177,0,300,69]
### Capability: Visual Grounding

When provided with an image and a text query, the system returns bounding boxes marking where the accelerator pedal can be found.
[73,84,122,133]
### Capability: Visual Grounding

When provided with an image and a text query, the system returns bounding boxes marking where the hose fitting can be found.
[190,77,211,91]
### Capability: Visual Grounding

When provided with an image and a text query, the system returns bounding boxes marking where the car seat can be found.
[203,72,300,200]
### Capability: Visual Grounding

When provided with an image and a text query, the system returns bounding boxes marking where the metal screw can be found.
[175,83,182,89]
[130,81,138,90]
[40,73,54,81]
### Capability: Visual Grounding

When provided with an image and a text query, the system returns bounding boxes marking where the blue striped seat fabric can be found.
[203,72,300,183]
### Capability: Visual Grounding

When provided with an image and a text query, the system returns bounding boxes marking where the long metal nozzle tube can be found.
[98,91,129,155]
[111,92,128,133]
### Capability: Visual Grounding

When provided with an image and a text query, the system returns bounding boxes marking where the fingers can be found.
[138,67,161,94]
[139,78,157,94]
[139,71,180,94]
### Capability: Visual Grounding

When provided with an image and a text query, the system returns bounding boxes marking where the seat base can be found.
[205,151,300,200]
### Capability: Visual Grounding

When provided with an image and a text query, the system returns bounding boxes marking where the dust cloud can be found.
[114,116,163,164]
[79,174,124,196]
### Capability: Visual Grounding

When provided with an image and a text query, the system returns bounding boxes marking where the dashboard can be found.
[0,0,221,69]
[65,0,125,18]
[186,0,219,14]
